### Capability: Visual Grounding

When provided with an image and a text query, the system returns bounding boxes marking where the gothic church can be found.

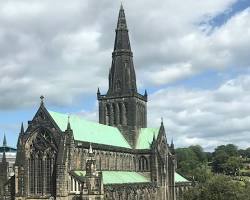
[6,5,191,200]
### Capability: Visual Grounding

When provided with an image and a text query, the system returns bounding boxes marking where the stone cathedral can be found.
[4,5,192,200]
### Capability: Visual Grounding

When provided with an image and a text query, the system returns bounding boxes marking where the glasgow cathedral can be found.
[0,5,191,200]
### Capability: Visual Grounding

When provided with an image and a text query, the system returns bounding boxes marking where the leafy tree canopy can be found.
[183,175,250,200]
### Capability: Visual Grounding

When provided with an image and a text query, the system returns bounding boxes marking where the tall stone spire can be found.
[107,5,137,95]
[3,134,7,147]
[98,5,148,147]
[20,122,24,135]
[17,123,24,148]
[114,4,130,50]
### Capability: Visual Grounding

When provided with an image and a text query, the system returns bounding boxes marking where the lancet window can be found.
[139,156,149,171]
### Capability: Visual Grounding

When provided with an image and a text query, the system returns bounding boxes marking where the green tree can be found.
[225,144,238,157]
[238,149,247,160]
[214,144,238,157]
[192,164,212,183]
[176,146,208,179]
[206,152,213,162]
[224,156,243,175]
[189,145,207,163]
[212,149,229,173]
[245,147,250,158]
[212,144,239,173]
[176,148,200,177]
[176,148,198,164]
[183,175,247,200]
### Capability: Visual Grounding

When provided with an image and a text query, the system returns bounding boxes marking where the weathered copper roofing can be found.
[49,110,160,150]
[72,170,189,184]
[175,173,190,183]
[49,110,132,149]
[72,171,150,185]
[136,128,159,149]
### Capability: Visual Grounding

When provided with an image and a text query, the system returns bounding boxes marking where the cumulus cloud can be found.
[148,74,250,151]
[0,0,250,150]
[141,6,250,86]
[0,0,248,109]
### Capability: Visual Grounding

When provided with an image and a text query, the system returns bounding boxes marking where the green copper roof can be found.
[175,173,190,183]
[73,171,150,185]
[102,171,150,184]
[136,128,159,149]
[49,111,131,149]
[73,171,190,184]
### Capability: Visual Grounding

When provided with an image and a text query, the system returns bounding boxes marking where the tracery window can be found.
[28,128,56,196]
[29,152,55,195]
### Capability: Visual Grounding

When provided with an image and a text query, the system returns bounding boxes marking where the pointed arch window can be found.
[119,103,123,124]
[124,102,128,125]
[139,156,148,171]
[28,129,56,196]
[105,104,111,125]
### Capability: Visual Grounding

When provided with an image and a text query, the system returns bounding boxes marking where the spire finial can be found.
[40,95,44,105]
[67,115,71,130]
[117,2,127,30]
[89,143,93,155]
[170,137,175,153]
[21,122,24,134]
[161,117,164,125]
[3,134,7,147]
[97,87,100,95]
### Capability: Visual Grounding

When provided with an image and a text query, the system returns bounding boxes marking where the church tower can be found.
[97,5,147,148]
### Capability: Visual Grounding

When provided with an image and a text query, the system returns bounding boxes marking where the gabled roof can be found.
[72,170,150,185]
[48,111,132,149]
[136,128,159,149]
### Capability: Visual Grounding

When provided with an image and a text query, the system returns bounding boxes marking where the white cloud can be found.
[144,62,195,85]
[139,6,250,86]
[0,0,248,109]
[148,74,250,151]
[0,0,249,150]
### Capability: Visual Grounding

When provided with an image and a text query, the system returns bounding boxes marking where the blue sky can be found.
[0,0,250,151]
